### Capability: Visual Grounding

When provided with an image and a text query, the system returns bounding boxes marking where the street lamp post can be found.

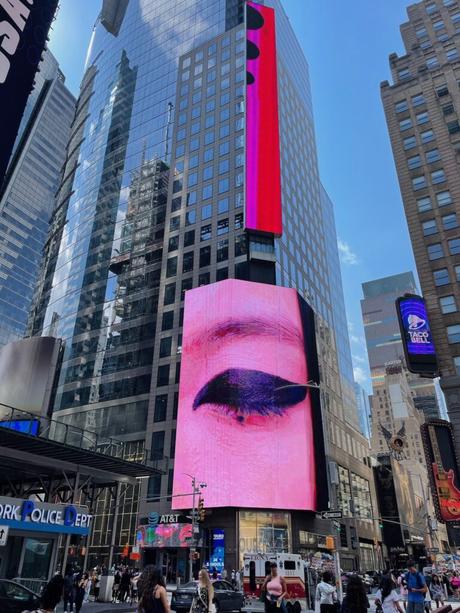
[184,474,207,581]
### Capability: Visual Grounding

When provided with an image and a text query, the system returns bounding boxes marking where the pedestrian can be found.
[423,585,432,613]
[222,568,228,581]
[137,565,171,613]
[74,572,88,613]
[405,560,427,613]
[119,567,132,602]
[112,568,121,602]
[63,566,74,612]
[22,574,65,613]
[84,572,91,603]
[430,575,444,608]
[261,563,287,613]
[190,569,214,613]
[340,574,369,613]
[93,568,101,601]
[231,569,236,588]
[236,569,241,591]
[315,571,338,613]
[451,571,460,597]
[398,572,408,611]
[375,575,404,613]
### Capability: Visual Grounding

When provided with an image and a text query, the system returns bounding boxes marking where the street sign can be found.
[320,511,343,520]
[0,525,8,546]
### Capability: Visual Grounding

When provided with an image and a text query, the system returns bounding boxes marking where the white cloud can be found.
[354,366,367,386]
[353,354,366,364]
[338,239,359,265]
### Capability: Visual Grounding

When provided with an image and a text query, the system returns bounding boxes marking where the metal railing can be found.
[0,402,168,473]
[13,577,47,595]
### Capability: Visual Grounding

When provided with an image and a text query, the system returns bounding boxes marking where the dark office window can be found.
[181,278,192,300]
[168,236,179,252]
[199,272,210,286]
[162,311,174,331]
[200,246,211,267]
[167,468,174,496]
[448,120,460,134]
[170,429,176,459]
[201,224,212,241]
[154,395,168,422]
[184,230,195,247]
[218,218,229,235]
[151,431,165,460]
[217,239,229,262]
[183,251,194,273]
[235,234,247,256]
[157,364,170,386]
[147,475,161,500]
[179,308,184,327]
[171,197,182,212]
[166,257,177,277]
[160,336,172,358]
[175,362,181,384]
[173,392,179,419]
[170,216,180,231]
[164,283,176,305]
[216,268,228,281]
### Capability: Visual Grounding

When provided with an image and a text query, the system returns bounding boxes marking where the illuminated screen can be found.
[208,529,225,574]
[136,523,192,548]
[0,420,39,435]
[396,295,437,375]
[172,279,326,511]
[245,1,282,236]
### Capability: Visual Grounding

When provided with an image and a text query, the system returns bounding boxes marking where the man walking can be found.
[406,560,427,613]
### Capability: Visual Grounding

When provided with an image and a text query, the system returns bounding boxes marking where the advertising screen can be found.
[136,523,192,548]
[172,279,327,511]
[396,294,438,375]
[208,529,225,575]
[421,420,460,523]
[245,1,282,236]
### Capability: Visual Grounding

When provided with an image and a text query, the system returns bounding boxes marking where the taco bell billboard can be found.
[396,294,438,376]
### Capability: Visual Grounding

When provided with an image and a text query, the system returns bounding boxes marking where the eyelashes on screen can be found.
[193,368,307,423]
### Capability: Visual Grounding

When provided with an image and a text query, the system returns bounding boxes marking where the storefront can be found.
[0,496,92,586]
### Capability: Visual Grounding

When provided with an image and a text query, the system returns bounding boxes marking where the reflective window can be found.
[448,325,460,343]
[417,196,432,212]
[437,191,452,206]
[428,243,443,260]
[440,295,457,314]
[434,268,450,286]
[422,219,437,236]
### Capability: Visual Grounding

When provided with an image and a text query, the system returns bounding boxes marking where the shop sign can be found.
[0,496,92,535]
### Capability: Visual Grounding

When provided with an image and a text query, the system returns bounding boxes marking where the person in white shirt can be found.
[375,575,404,613]
[315,571,337,613]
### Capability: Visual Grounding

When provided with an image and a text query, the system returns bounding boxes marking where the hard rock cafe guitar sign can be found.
[421,420,460,522]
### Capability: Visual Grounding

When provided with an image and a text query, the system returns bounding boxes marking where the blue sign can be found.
[208,529,225,575]
[0,419,39,435]
[396,295,438,375]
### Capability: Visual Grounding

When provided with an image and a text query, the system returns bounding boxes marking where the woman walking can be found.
[261,563,287,613]
[375,575,404,613]
[340,575,369,613]
[137,566,171,613]
[191,568,215,613]
[315,571,337,613]
[74,572,89,613]
[430,575,445,609]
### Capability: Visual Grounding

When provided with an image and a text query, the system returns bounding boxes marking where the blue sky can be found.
[48,1,416,393]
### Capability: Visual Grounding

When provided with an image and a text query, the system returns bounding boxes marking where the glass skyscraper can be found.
[29,0,379,570]
[0,51,75,347]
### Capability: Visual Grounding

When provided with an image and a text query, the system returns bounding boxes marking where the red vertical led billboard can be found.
[245,1,282,237]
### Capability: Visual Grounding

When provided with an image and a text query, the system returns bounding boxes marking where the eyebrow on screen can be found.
[184,317,304,351]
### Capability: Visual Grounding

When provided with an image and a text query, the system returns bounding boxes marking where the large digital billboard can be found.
[136,523,192,548]
[172,279,327,511]
[396,294,438,376]
[245,1,282,237]
[0,0,59,184]
[421,420,460,523]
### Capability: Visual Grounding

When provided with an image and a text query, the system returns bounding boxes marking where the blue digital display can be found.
[398,296,435,356]
[0,419,39,436]
[209,529,225,575]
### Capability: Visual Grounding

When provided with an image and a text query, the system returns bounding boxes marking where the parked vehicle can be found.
[0,579,40,613]
[171,580,244,613]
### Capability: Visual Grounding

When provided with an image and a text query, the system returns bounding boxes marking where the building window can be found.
[426,56,439,69]
[186,210,196,226]
[443,213,458,229]
[200,246,211,267]
[181,278,192,301]
[440,295,457,314]
[219,159,230,174]
[416,26,428,38]
[171,197,182,212]
[217,218,229,235]
[426,2,437,13]
[187,191,197,206]
[201,204,212,220]
[456,265,460,282]
[154,395,168,422]
[164,283,175,305]
[147,475,161,500]
[447,120,460,134]
[443,103,455,116]
[235,234,247,257]
[437,191,452,207]
[448,325,460,343]
[395,100,408,113]
[216,267,228,281]
[182,251,194,273]
[168,236,179,252]
[399,118,412,131]
[421,129,434,143]
[449,238,460,254]
[431,169,446,184]
[219,178,230,194]
[416,111,429,124]
[408,155,421,169]
[201,224,212,241]
[202,184,213,200]
[413,94,426,107]
[398,67,411,80]
[454,356,460,374]
[162,311,174,331]
[204,148,214,163]
[403,136,416,150]
[412,175,427,190]
[417,196,432,212]
[157,365,170,387]
[427,243,444,260]
[198,272,210,286]
[444,0,455,6]
[453,12,460,23]
[170,216,180,231]
[434,268,450,286]
[426,149,441,163]
[151,431,165,461]
[351,473,373,521]
[184,230,195,247]
[337,465,352,516]
[166,257,177,277]
[218,197,229,213]
[217,239,229,262]
[187,172,198,187]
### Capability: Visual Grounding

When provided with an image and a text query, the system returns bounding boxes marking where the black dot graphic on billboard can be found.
[247,4,265,29]
[247,40,260,59]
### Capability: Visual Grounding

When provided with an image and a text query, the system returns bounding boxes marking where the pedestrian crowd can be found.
[313,559,460,613]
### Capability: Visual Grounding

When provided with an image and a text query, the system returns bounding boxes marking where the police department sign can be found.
[0,496,92,535]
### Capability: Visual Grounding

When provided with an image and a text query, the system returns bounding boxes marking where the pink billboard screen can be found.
[245,1,282,237]
[172,279,326,511]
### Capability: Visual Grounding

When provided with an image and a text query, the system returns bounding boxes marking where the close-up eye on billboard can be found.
[396,294,438,376]
[172,279,327,512]
[245,1,282,237]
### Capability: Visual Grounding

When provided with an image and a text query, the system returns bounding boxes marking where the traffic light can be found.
[198,497,205,522]
[325,536,335,551]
